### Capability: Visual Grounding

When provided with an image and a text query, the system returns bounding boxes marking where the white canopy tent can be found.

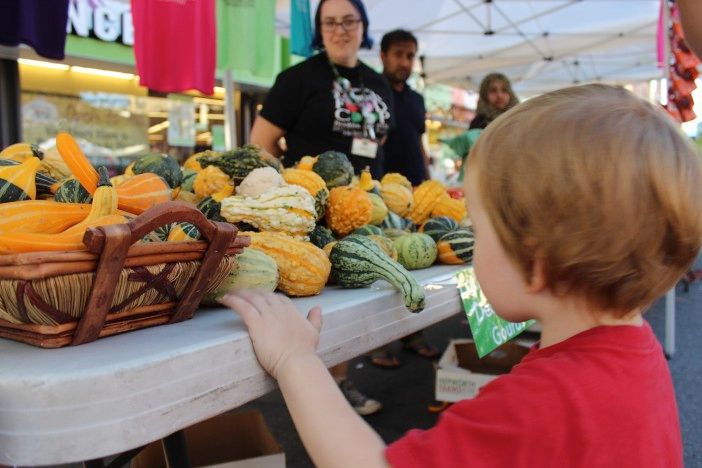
[275,0,664,96]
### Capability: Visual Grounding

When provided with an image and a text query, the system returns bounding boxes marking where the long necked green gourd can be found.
[0,155,42,202]
[329,235,425,313]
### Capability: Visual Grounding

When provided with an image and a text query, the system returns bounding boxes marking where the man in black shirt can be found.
[380,29,430,186]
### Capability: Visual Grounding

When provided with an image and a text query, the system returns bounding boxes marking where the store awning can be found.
[275,0,662,96]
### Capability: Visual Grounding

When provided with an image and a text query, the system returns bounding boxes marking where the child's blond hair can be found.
[467,84,702,315]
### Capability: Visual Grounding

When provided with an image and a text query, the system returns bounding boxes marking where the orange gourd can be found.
[325,186,372,236]
[56,132,99,194]
[116,173,172,214]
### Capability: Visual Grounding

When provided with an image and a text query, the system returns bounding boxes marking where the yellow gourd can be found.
[297,155,318,171]
[358,167,376,192]
[0,200,91,234]
[368,193,388,225]
[381,172,412,189]
[380,182,413,217]
[326,186,373,236]
[431,196,467,222]
[282,168,329,220]
[0,155,42,202]
[193,165,231,199]
[56,132,100,194]
[409,180,448,225]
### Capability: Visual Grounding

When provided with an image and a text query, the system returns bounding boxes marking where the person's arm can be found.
[221,291,388,468]
[250,116,286,158]
[677,0,702,59]
[420,137,431,180]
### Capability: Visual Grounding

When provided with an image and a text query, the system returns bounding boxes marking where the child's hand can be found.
[220,290,323,379]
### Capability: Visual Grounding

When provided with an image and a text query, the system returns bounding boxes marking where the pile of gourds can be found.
[0,135,474,314]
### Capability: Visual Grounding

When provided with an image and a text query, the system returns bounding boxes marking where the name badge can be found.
[351,138,378,159]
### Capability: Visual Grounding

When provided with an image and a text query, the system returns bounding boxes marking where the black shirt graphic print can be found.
[260,52,394,177]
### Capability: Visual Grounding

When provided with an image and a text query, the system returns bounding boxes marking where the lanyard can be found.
[328,57,377,140]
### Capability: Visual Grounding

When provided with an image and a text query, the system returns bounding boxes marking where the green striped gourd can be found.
[132,153,182,189]
[437,229,474,264]
[381,211,414,231]
[329,234,425,312]
[0,159,56,198]
[352,225,384,236]
[203,247,280,304]
[54,177,93,203]
[180,168,198,192]
[393,233,437,270]
[312,151,354,188]
[420,216,460,242]
[368,193,388,225]
[199,144,279,184]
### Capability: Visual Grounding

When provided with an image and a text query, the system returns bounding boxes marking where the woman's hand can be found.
[220,290,322,379]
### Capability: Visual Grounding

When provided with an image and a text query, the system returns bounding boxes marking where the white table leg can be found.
[664,288,675,358]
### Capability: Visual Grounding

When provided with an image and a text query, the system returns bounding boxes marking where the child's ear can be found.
[525,255,547,294]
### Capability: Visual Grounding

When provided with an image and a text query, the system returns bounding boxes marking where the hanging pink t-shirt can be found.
[131,0,215,95]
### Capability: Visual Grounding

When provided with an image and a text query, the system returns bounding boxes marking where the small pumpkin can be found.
[0,159,56,198]
[431,196,467,222]
[381,172,412,190]
[420,216,460,242]
[282,168,329,220]
[326,186,373,236]
[393,233,438,270]
[0,155,43,202]
[54,177,93,204]
[436,229,474,264]
[184,150,217,172]
[167,222,200,242]
[116,173,172,214]
[197,183,235,222]
[312,151,354,188]
[245,231,331,296]
[199,144,279,184]
[193,165,231,199]
[409,180,448,225]
[381,211,415,231]
[380,182,413,217]
[0,142,43,162]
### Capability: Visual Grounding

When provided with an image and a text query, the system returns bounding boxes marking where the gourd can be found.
[0,155,42,202]
[431,196,467,222]
[180,168,198,192]
[54,177,93,204]
[0,200,91,234]
[282,168,329,220]
[357,167,378,192]
[297,155,318,171]
[312,151,354,188]
[437,229,474,264]
[409,180,448,225]
[110,174,131,187]
[352,225,384,236]
[329,235,425,312]
[322,241,337,257]
[193,165,231,199]
[393,233,438,270]
[383,228,409,239]
[380,183,413,217]
[115,173,172,214]
[197,183,235,222]
[220,185,316,238]
[167,222,200,242]
[236,167,284,197]
[420,216,460,242]
[175,190,198,205]
[143,223,173,243]
[56,132,100,194]
[39,146,73,180]
[381,211,414,231]
[381,172,412,190]
[132,153,182,190]
[199,144,280,184]
[325,186,372,236]
[368,193,388,225]
[245,231,331,296]
[202,248,280,304]
[0,142,43,161]
[0,167,122,253]
[183,150,217,172]
[0,159,57,198]
[310,225,336,249]
[367,234,398,261]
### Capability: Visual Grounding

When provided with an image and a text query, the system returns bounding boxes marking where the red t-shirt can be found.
[386,322,682,467]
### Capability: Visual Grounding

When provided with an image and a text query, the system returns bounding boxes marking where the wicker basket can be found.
[0,202,249,348]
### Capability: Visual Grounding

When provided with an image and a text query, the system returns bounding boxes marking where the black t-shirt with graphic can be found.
[260,52,394,177]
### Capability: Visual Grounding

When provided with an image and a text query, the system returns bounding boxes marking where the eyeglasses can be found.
[321,18,362,32]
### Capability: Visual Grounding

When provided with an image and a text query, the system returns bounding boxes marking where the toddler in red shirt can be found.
[222,84,702,467]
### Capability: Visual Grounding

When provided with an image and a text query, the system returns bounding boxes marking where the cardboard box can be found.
[132,411,284,468]
[435,339,532,402]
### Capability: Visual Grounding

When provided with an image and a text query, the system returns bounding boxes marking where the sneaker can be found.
[339,379,382,416]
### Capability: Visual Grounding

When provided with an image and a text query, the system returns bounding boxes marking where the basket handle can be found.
[71,202,237,345]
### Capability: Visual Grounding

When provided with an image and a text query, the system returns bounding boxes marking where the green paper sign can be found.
[456,268,534,357]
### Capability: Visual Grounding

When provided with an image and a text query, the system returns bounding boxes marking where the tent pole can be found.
[223,69,237,150]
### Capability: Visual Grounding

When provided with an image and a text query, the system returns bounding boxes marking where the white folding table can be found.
[0,266,465,467]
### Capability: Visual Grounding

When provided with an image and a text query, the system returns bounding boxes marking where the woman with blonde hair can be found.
[469,72,519,129]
